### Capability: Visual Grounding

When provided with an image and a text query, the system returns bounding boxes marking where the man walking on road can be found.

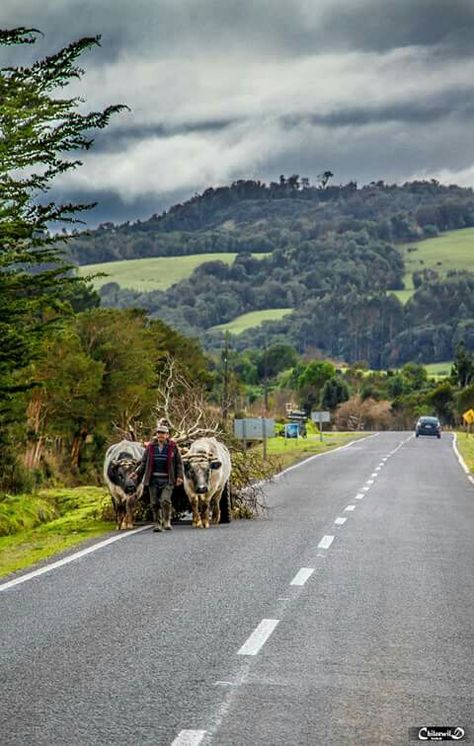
[135,424,184,532]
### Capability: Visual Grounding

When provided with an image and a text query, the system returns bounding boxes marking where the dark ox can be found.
[103,440,145,530]
[182,437,231,528]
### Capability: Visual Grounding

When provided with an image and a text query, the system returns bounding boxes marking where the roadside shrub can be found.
[334,395,393,430]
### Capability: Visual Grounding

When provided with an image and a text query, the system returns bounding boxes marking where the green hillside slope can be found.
[391,226,474,303]
[212,308,293,334]
[69,179,474,266]
[79,179,474,367]
[401,226,474,290]
[79,252,269,291]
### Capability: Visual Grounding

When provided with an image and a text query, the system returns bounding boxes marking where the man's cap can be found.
[155,424,169,433]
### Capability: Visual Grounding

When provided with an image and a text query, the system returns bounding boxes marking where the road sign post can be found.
[234,418,275,452]
[311,411,331,441]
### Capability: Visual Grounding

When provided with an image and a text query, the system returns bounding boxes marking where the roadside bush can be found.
[334,395,393,430]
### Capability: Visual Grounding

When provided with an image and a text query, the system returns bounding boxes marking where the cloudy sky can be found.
[2,0,474,227]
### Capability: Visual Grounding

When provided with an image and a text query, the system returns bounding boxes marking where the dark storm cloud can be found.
[2,0,474,226]
[289,86,474,128]
[89,118,237,154]
[3,0,474,60]
[318,0,474,56]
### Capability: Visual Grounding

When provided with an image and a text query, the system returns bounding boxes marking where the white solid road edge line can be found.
[171,730,207,746]
[0,525,150,592]
[290,567,315,586]
[238,618,280,656]
[453,432,469,472]
[318,535,335,549]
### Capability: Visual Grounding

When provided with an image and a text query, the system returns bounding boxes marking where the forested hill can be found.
[69,179,474,265]
[70,178,474,368]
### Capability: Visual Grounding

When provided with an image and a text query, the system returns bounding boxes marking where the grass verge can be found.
[455,430,474,474]
[0,487,114,579]
[254,431,371,472]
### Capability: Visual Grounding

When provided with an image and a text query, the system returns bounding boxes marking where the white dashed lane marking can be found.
[290,567,315,586]
[334,517,347,525]
[318,535,335,549]
[355,493,365,500]
[171,730,207,746]
[344,505,356,512]
[238,619,280,656]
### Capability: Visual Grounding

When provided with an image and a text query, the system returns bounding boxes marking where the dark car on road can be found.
[415,416,441,438]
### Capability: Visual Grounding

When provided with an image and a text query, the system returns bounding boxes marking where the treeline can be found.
[224,272,474,368]
[98,245,473,367]
[21,306,211,485]
[229,342,474,432]
[67,177,474,265]
[99,228,404,333]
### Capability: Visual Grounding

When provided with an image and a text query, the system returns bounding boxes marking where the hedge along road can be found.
[1,432,473,746]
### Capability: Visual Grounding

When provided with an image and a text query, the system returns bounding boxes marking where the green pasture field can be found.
[212,308,293,334]
[425,361,453,378]
[398,226,474,297]
[78,252,269,292]
[389,289,413,305]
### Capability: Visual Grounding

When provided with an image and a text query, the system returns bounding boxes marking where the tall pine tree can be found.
[0,27,126,489]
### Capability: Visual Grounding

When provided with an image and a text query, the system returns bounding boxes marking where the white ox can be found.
[182,437,232,528]
[103,440,145,530]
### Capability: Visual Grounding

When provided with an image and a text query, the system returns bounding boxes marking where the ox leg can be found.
[210,490,223,525]
[201,499,210,529]
[116,502,126,530]
[124,499,135,530]
[190,497,202,528]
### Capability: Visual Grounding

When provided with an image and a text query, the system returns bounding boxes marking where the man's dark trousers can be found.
[149,479,173,531]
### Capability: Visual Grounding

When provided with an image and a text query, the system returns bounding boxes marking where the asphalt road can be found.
[1,432,473,746]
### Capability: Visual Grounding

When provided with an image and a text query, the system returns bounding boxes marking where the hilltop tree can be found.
[0,27,126,489]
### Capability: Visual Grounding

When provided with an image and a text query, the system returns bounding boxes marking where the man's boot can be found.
[162,501,172,531]
[152,507,163,533]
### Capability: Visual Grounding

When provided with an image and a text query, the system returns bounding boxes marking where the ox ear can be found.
[183,461,191,476]
[210,460,222,470]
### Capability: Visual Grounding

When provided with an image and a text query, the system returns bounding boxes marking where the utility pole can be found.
[222,332,230,428]
[262,340,268,460]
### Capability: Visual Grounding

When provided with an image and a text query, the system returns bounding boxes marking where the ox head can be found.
[107,454,141,495]
[183,452,222,495]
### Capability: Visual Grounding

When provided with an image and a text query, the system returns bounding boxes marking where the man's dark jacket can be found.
[137,439,184,486]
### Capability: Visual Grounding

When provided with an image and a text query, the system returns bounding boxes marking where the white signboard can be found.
[311,411,331,423]
[234,418,275,440]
